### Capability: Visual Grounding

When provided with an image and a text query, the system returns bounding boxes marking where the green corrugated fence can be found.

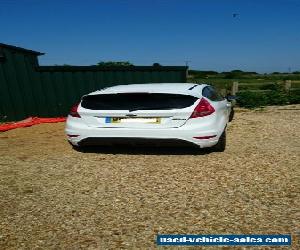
[0,45,187,121]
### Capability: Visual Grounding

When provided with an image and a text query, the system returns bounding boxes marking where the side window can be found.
[202,86,224,101]
[209,87,224,101]
[202,86,211,99]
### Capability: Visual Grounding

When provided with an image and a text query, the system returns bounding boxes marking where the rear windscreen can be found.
[81,93,198,111]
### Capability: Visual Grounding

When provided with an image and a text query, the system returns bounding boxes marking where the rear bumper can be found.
[78,137,200,148]
[65,117,223,148]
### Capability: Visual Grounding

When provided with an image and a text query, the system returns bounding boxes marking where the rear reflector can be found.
[190,98,215,118]
[193,135,217,140]
[67,134,79,138]
[69,103,81,118]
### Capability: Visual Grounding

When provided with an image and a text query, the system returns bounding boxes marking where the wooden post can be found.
[231,81,239,95]
[284,80,291,91]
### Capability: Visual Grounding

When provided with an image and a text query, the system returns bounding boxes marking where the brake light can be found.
[70,103,81,118]
[190,98,215,118]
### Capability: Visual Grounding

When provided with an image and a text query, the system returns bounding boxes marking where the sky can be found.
[1,0,300,73]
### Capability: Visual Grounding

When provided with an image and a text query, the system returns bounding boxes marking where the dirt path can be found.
[0,105,299,249]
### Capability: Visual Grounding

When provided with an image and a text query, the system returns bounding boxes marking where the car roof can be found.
[88,83,208,97]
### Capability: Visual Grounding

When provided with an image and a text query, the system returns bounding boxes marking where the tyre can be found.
[229,107,234,122]
[213,130,226,152]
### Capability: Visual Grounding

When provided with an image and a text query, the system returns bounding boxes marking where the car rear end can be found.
[65,84,227,148]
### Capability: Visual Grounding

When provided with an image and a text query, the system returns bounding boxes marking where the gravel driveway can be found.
[0,105,299,249]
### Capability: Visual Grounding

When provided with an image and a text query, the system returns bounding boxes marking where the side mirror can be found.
[226,95,237,106]
[226,95,237,102]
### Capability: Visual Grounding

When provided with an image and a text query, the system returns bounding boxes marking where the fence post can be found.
[284,80,291,91]
[231,81,239,95]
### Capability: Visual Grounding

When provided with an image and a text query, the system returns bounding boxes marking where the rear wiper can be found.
[128,108,149,112]
[128,107,172,111]
[127,105,150,112]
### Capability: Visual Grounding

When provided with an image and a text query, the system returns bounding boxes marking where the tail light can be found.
[190,98,215,118]
[69,103,81,118]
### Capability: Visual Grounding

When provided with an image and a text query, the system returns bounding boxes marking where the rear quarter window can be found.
[202,86,224,101]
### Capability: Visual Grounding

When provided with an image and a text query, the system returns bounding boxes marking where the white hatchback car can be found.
[65,83,233,152]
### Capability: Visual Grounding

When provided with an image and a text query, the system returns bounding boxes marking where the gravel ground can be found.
[0,105,299,250]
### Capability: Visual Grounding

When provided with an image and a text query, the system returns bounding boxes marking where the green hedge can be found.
[236,88,300,108]
[288,88,300,104]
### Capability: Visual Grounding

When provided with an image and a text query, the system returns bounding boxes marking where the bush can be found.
[262,83,278,90]
[224,72,241,79]
[265,90,289,105]
[236,91,269,108]
[288,89,300,104]
[236,84,296,108]
[239,83,277,91]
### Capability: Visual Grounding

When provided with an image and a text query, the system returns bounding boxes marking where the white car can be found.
[65,83,233,152]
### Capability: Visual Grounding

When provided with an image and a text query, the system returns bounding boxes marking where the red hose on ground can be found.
[0,117,66,132]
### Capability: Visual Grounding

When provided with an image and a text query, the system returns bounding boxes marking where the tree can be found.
[188,70,219,78]
[152,63,162,67]
[224,70,243,79]
[96,61,134,67]
[231,70,243,73]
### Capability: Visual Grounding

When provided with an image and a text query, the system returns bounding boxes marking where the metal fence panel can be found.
[0,55,187,121]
